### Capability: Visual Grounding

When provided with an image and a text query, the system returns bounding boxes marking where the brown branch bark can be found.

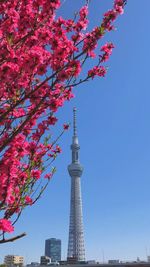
[0,232,26,244]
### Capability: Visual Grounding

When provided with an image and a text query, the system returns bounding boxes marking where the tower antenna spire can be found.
[73,107,77,136]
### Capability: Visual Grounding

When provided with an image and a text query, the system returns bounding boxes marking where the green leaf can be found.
[99,26,105,35]
[52,167,57,174]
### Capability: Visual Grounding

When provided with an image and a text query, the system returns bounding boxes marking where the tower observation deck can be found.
[67,108,85,262]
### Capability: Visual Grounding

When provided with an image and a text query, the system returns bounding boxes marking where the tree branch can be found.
[0,232,26,244]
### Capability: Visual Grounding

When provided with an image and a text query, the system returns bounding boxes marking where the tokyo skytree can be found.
[67,107,85,262]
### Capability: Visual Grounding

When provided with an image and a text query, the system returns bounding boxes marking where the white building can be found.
[4,255,24,267]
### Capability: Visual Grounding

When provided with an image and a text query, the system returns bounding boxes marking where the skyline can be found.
[1,0,150,264]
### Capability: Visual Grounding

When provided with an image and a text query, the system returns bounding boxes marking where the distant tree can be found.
[0,0,127,243]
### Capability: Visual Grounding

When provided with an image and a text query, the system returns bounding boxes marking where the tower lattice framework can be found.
[67,108,85,262]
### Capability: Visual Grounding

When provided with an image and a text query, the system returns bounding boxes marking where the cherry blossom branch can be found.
[0,0,126,236]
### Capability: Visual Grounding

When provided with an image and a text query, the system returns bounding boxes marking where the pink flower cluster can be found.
[100,43,115,62]
[0,219,14,233]
[88,66,107,79]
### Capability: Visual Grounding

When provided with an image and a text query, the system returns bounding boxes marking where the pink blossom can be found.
[44,173,52,179]
[0,219,14,233]
[79,6,88,19]
[25,196,33,205]
[100,42,115,62]
[88,66,107,79]
[63,124,69,130]
[31,170,41,180]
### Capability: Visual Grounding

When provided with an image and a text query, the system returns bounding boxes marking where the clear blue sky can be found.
[1,0,150,264]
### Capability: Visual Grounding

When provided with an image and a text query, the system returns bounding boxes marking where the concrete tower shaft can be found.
[67,108,85,262]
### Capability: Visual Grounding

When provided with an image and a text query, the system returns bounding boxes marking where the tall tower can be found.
[67,107,85,262]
